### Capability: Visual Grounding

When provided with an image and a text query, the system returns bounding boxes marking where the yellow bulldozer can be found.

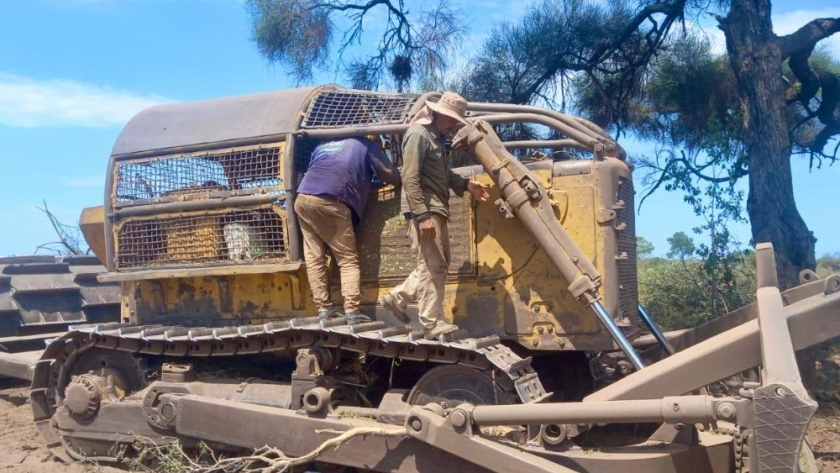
[5,85,839,473]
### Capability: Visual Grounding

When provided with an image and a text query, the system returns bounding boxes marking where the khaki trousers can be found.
[294,193,361,312]
[392,214,450,329]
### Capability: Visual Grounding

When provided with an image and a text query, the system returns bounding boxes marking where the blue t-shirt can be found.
[297,137,389,222]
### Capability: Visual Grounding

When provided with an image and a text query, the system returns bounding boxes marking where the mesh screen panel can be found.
[115,146,283,204]
[338,188,475,280]
[615,176,639,323]
[446,194,475,275]
[301,90,418,128]
[116,208,288,270]
[354,188,412,278]
[293,138,319,190]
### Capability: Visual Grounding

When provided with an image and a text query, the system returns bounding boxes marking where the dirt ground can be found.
[0,378,122,473]
[1,377,838,473]
[810,405,840,473]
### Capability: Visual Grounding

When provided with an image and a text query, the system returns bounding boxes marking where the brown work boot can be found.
[423,321,458,340]
[378,293,410,323]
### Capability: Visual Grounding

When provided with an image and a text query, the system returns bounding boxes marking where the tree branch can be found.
[810,119,840,157]
[36,200,83,255]
[126,427,407,473]
[778,17,840,60]
[511,0,688,104]
[786,42,820,106]
[785,40,840,155]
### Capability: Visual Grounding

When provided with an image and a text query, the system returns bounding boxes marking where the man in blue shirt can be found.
[295,137,401,324]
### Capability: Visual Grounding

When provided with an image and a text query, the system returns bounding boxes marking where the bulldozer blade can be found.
[750,244,818,473]
[587,275,840,403]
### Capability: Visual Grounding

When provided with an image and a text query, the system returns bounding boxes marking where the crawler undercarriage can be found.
[29,254,840,473]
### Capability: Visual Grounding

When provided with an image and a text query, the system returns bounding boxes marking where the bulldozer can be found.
[5,85,840,472]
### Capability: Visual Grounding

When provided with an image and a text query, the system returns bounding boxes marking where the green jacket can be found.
[400,123,468,219]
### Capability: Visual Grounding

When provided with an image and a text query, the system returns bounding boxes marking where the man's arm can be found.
[401,130,429,218]
[367,143,401,186]
[449,168,489,202]
[447,167,469,196]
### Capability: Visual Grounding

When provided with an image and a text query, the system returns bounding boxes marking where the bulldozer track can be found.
[30,319,551,446]
[0,256,120,353]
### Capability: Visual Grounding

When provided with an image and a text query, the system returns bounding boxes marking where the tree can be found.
[716,2,837,289]
[666,232,695,259]
[636,236,655,257]
[245,0,466,91]
[462,0,840,289]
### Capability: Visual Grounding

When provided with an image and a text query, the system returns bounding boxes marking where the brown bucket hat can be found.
[426,91,469,124]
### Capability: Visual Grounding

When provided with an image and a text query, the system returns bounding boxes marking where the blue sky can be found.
[0,0,837,257]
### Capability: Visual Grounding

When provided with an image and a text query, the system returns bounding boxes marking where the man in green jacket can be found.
[380,92,489,338]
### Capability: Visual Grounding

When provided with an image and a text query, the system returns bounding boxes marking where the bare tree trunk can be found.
[719,0,816,291]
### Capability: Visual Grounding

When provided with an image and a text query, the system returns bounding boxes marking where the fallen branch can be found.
[35,200,86,255]
[126,425,407,473]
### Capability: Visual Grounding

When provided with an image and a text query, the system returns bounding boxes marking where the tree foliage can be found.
[247,0,333,82]
[636,232,839,395]
[636,236,654,258]
[638,236,840,333]
[462,0,840,162]
[638,228,756,331]
[816,252,840,279]
[246,0,466,91]
[461,0,840,289]
[459,0,691,108]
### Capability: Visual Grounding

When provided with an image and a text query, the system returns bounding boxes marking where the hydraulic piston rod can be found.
[453,121,645,369]
[638,304,676,355]
[468,395,717,426]
[593,301,645,369]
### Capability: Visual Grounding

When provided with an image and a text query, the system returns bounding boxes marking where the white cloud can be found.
[0,72,172,128]
[773,8,840,59]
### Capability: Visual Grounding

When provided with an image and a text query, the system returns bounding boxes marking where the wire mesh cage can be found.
[292,137,319,191]
[114,145,284,205]
[301,90,418,128]
[337,187,475,280]
[115,207,288,270]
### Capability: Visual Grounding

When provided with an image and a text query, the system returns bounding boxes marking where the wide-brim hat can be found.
[426,91,469,124]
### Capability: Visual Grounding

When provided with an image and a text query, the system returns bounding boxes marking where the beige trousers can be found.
[294,193,361,312]
[392,214,450,329]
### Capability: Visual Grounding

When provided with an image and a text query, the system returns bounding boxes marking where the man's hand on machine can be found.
[467,181,490,202]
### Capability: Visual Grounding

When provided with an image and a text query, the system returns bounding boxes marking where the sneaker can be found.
[317,308,340,320]
[378,293,410,323]
[423,321,459,340]
[344,311,373,325]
